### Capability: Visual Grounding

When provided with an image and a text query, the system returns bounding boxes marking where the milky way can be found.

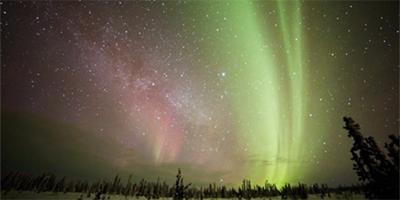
[2,1,398,186]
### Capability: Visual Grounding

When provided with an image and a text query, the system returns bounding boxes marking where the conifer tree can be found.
[173,169,191,200]
[343,117,399,199]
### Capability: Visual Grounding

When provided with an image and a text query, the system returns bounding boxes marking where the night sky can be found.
[1,1,399,186]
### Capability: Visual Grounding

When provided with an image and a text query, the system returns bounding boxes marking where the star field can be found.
[1,1,398,186]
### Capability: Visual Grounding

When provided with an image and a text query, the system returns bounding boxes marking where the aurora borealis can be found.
[1,0,399,186]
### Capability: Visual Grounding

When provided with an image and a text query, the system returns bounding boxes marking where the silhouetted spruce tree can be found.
[343,117,399,199]
[173,169,191,200]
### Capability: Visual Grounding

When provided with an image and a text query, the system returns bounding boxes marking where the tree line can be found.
[1,169,364,199]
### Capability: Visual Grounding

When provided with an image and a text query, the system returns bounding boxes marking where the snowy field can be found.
[1,191,366,200]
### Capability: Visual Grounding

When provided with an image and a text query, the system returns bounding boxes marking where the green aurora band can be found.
[191,0,306,185]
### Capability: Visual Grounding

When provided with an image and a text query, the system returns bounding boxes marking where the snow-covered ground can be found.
[1,191,366,200]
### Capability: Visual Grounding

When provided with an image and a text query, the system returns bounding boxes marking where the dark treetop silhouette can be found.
[343,117,399,199]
